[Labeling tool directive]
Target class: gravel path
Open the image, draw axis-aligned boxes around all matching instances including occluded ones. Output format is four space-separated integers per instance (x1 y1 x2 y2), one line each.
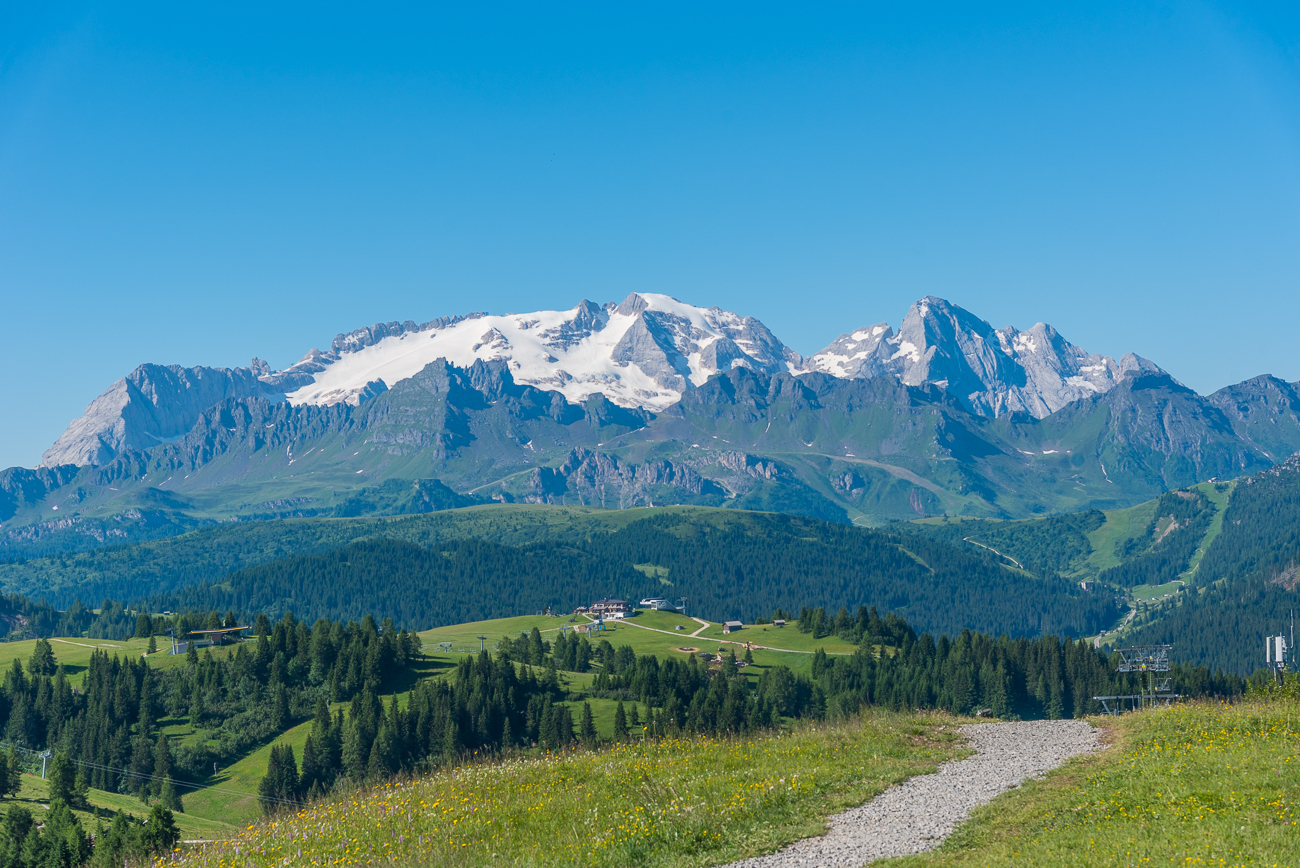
718 719 1102 868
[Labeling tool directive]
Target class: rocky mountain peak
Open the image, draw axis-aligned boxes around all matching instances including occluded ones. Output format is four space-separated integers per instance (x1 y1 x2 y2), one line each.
40 293 1174 468
805 296 1166 419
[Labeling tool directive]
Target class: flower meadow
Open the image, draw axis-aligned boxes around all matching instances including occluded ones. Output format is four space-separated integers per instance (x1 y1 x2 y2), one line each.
165 712 961 868
886 698 1300 868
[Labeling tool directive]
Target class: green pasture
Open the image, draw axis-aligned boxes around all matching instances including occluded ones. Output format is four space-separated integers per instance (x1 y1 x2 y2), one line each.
1181 481 1234 581
417 614 572 653
0 608 872 839
180 720 313 827
9 770 233 841
884 698 1299 867
1082 499 1158 575
0 637 146 686
168 710 968 868
1129 579 1186 602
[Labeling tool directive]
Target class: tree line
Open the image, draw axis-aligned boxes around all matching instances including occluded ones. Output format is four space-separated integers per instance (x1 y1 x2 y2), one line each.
256 604 1244 813
1097 489 1219 588
154 510 1119 641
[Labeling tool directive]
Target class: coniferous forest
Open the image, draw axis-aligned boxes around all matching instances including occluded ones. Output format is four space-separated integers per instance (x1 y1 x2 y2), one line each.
150 513 1118 640
251 604 1241 811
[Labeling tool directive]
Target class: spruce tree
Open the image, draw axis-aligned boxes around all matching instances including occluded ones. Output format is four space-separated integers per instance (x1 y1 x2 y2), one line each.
528 628 546 665
153 737 174 802
139 804 181 856
258 747 285 815
272 683 290 731
0 747 20 798
579 702 597 746
613 702 628 741
28 639 56 677
299 738 320 797
441 717 461 759
46 754 80 807
341 720 366 780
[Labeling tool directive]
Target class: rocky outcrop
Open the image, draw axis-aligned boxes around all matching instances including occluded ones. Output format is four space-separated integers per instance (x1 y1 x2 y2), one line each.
524 448 727 507
804 296 1165 419
40 363 291 468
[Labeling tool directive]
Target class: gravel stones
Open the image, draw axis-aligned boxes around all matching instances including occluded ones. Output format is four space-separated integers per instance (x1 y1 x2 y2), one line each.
718 719 1102 868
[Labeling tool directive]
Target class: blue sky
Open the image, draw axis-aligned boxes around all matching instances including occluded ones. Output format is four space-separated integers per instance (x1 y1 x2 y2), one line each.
2 2 1298 469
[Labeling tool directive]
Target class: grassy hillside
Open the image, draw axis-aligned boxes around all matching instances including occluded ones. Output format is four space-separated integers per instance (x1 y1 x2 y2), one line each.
164 711 967 868
416 612 861 681
0 610 890 833
906 483 1232 586
1126 456 1300 673
160 696 1300 867
905 484 1251 658
7 769 233 841
884 698 1299 867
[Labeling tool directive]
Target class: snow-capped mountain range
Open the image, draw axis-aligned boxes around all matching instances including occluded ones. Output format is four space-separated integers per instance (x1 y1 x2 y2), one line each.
39 293 1163 468
805 297 1165 418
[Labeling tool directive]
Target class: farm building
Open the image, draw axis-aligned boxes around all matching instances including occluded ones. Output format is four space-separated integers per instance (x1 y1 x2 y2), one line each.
723 620 743 633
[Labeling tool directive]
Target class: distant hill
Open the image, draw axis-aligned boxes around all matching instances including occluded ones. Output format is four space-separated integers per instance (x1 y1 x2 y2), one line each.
0 505 1118 640
1125 455 1300 675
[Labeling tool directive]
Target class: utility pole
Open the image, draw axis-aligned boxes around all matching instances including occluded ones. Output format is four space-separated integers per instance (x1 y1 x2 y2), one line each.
38 751 51 779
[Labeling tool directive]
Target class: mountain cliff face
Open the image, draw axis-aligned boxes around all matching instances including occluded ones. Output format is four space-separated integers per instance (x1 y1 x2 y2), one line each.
39 294 1163 470
804 296 1164 419
10 294 1300 552
40 362 296 468
9 350 1300 557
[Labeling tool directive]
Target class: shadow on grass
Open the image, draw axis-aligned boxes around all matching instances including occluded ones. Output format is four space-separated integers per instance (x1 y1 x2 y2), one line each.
386 655 457 693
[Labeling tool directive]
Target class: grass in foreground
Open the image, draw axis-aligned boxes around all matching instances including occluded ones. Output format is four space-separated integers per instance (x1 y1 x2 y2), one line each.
883 698 1299 868
166 711 965 868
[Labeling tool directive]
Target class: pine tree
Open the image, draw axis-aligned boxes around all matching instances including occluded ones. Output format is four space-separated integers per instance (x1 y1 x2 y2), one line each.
153 736 174 802
272 683 290 731
28 639 56 677
147 635 158 654
613 702 628 742
299 738 321 797
46 754 80 807
579 702 597 746
341 719 367 780
441 717 461 759
0 746 20 798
